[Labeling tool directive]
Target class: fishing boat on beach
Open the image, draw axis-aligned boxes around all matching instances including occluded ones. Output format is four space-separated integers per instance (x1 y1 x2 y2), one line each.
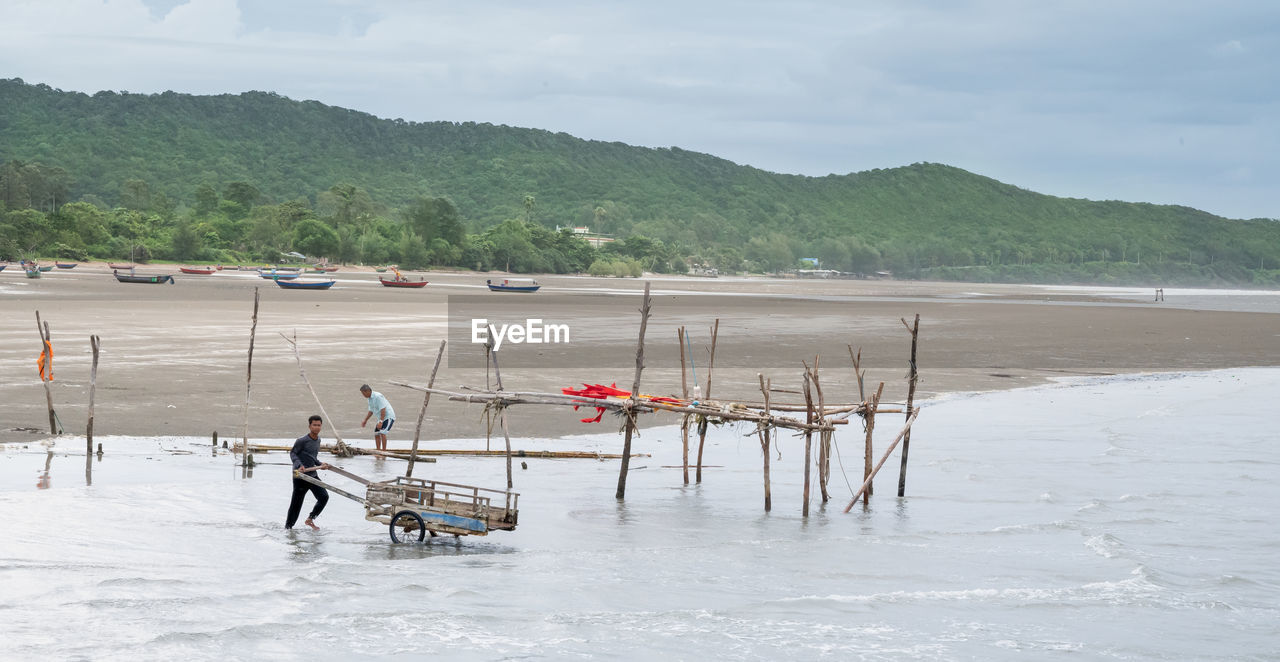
276 278 335 290
380 277 428 288
108 263 135 270
25 267 41 278
55 262 78 269
179 266 216 275
259 270 300 280
37 265 53 272
114 271 174 284
379 268 428 288
487 278 541 292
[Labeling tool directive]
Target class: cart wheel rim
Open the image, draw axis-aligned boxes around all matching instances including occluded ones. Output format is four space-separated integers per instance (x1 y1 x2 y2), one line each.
390 510 426 543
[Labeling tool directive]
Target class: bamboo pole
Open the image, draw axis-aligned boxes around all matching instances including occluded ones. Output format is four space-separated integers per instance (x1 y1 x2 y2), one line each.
246 443 640 459
282 331 352 456
758 373 772 511
811 358 830 502
845 409 919 512
678 326 690 485
862 381 885 503
407 339 446 478
802 369 813 516
616 281 652 500
394 382 846 432
500 409 514 489
86 335 100 485
35 311 58 434
695 318 719 483
242 288 259 461
898 314 920 497
848 345 867 404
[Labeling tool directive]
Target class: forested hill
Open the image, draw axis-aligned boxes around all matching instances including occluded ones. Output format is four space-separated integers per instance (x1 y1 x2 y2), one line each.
2 77 1278 284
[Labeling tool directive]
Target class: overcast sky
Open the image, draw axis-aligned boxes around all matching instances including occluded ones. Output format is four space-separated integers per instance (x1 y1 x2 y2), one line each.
2 0 1277 219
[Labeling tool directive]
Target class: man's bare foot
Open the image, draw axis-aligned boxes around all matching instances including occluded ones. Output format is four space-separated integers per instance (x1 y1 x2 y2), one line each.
304 518 319 530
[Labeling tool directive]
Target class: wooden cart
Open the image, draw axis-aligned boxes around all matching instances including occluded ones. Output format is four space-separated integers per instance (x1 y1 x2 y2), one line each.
296 466 519 543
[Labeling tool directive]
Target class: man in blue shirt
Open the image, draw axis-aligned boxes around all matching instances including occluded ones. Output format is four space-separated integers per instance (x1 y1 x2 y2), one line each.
360 384 396 451
286 414 330 530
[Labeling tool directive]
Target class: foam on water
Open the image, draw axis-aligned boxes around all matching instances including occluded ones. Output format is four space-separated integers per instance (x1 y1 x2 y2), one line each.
2 368 1279 659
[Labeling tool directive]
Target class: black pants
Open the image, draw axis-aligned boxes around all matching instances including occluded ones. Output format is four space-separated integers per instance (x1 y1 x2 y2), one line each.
286 476 329 528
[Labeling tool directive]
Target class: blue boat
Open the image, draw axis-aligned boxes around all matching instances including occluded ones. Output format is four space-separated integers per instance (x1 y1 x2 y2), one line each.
55 262 78 269
276 279 335 290
0 264 6 272
486 278 541 293
260 270 300 280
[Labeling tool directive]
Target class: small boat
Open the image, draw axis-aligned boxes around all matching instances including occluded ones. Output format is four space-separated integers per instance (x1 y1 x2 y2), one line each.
276 279 335 290
55 262 78 269
180 266 216 275
487 278 541 293
108 263 135 270
305 268 327 274
379 277 428 288
114 271 174 284
374 267 388 273
260 271 300 280
0 264 7 272
26 268 42 279
38 265 54 272
320 266 340 273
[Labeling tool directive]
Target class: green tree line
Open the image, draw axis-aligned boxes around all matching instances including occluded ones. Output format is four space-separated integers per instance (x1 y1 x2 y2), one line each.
3 78 1279 284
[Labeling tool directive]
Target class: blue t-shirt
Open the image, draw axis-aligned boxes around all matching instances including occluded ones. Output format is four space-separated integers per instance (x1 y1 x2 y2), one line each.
367 391 395 421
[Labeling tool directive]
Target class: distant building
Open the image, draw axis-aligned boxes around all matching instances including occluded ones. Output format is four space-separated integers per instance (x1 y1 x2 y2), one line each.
557 225 615 248
799 257 819 267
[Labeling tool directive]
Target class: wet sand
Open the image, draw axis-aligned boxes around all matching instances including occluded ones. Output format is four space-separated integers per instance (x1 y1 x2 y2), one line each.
2 263 1277 445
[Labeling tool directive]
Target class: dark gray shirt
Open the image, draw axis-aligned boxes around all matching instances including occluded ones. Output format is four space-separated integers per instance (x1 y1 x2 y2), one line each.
290 433 322 472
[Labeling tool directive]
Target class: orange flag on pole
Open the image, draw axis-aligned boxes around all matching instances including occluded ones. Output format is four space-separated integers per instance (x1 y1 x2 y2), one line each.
37 339 53 382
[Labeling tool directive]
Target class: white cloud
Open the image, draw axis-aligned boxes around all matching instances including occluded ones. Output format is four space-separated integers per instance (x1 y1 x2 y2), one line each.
0 0 1277 218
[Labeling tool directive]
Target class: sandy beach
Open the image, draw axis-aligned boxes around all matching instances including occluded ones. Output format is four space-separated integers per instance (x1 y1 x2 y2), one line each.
2 263 1278 446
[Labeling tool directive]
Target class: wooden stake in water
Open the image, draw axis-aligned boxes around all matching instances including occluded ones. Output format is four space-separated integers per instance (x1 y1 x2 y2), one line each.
898 314 920 497
86 335 100 484
695 318 719 483
758 373 773 512
242 288 259 461
845 410 919 512
862 382 885 504
407 340 447 479
678 326 690 485
802 369 814 517
616 281 652 500
35 311 59 434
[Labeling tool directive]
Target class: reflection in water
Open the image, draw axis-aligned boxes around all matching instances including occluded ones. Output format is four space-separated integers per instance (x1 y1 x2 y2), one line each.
37 450 52 490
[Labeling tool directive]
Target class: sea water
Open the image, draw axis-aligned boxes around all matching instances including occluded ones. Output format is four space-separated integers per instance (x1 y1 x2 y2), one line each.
2 368 1278 660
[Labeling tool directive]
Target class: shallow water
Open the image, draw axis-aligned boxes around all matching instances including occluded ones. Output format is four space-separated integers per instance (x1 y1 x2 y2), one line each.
2 369 1278 660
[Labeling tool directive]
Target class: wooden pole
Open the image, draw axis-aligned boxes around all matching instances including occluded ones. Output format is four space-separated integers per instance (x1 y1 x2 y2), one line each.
35 311 58 434
811 358 830 502
845 409 920 512
616 281 652 500
847 345 866 404
282 331 352 455
500 408 514 489
86 335 100 484
898 314 919 497
242 288 259 460
862 381 885 503
695 318 719 483
801 369 813 516
758 373 772 511
678 326 690 485
407 339 447 478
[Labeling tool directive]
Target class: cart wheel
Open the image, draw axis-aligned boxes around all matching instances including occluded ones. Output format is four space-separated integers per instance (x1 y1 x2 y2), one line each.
390 510 426 543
